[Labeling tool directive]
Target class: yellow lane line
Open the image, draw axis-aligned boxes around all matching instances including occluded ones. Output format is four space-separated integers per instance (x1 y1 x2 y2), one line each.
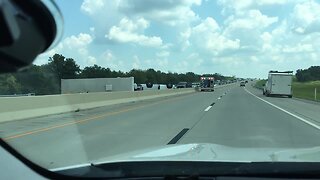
3 92 194 141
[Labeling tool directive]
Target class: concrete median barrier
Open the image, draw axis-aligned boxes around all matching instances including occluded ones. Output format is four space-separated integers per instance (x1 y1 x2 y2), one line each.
0 88 195 123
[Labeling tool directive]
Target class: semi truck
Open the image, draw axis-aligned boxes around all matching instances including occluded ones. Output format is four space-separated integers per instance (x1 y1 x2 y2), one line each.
263 71 293 98
199 77 215 92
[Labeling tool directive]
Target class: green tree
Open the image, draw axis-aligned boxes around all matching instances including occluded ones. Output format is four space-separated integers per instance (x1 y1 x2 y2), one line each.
15 65 60 95
296 66 320 82
63 58 81 79
47 54 80 80
145 68 157 83
44 54 80 92
127 69 147 83
81 64 112 78
166 72 179 84
112 70 125 78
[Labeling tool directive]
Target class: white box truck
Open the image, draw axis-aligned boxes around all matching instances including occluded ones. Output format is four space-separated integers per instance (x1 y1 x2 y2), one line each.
263 71 293 98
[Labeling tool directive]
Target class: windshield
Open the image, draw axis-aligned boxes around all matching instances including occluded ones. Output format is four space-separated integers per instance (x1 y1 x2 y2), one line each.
1 0 320 177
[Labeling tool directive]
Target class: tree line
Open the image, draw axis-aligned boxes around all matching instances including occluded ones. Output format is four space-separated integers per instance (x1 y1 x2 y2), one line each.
296 66 320 82
0 54 233 95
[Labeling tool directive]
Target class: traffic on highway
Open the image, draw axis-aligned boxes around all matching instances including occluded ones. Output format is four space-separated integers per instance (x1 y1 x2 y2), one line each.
1 0 320 179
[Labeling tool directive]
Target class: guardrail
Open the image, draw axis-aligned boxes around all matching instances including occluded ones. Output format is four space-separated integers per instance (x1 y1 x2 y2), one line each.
0 88 195 123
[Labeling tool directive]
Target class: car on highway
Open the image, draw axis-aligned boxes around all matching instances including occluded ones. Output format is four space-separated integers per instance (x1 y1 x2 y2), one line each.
192 82 200 88
176 82 187 88
2 0 320 180
134 83 143 91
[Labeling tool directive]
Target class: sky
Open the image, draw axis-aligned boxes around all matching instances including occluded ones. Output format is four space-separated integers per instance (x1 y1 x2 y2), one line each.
35 0 320 78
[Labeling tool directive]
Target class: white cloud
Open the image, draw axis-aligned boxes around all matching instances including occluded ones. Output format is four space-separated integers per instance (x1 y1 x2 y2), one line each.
87 56 97 65
218 0 254 12
179 28 192 51
81 0 123 42
118 17 149 32
218 0 292 13
81 0 202 49
250 56 259 62
187 53 203 67
132 55 141 69
35 33 94 67
103 51 113 61
156 51 170 58
156 58 169 67
176 1 320 76
226 10 278 30
291 0 320 34
260 32 272 43
118 0 201 26
64 33 93 49
261 15 319 56
99 50 125 70
193 17 220 32
63 33 93 61
219 10 279 54
188 17 240 56
257 0 288 5
35 0 320 78
271 20 288 37
175 60 190 72
81 0 106 15
105 17 163 47
282 43 314 53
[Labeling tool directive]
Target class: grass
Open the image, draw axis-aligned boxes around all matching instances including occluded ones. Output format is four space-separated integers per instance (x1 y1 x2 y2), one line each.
292 81 320 102
254 79 267 90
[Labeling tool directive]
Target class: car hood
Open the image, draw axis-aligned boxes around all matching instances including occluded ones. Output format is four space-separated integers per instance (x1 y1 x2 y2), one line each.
52 143 320 171
93 143 320 165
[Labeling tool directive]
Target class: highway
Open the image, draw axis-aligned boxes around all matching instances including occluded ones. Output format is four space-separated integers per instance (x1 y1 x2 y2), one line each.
1 82 320 169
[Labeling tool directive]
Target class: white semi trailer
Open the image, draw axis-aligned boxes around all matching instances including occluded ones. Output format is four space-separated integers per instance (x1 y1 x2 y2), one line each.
263 71 293 98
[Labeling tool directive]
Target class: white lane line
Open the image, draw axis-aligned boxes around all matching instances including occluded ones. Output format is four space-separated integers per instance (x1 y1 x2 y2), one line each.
244 88 320 130
204 106 213 112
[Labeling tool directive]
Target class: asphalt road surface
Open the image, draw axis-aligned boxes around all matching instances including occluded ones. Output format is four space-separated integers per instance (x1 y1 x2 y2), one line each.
1 82 320 169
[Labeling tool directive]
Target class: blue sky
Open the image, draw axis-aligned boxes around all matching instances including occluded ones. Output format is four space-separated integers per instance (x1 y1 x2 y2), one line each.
35 0 320 78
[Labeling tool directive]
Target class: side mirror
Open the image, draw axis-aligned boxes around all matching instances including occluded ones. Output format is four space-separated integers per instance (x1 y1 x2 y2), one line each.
0 0 63 73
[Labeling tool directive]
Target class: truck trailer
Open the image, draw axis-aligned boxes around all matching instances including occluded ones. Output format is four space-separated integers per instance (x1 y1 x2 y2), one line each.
263 71 293 98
